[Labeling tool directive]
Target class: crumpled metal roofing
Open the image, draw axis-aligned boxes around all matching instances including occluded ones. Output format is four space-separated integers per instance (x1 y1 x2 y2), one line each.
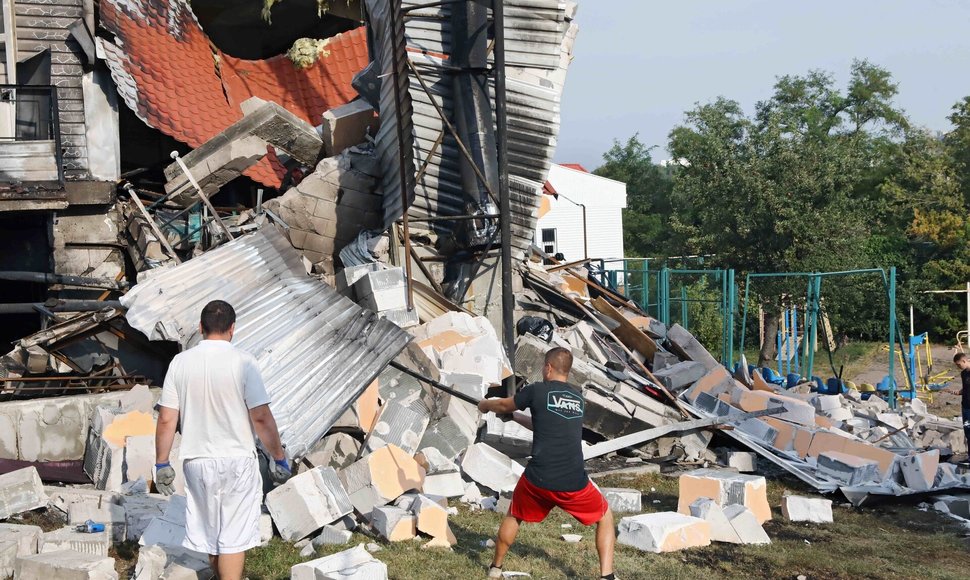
362 0 416 229
400 0 577 256
120 227 411 458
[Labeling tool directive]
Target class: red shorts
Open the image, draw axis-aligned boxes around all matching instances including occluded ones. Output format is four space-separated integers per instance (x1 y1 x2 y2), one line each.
509 476 608 526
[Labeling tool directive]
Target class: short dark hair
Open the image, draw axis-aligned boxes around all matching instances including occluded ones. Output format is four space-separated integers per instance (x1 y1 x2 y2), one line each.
545 347 573 374
201 300 236 335
955 352 967 364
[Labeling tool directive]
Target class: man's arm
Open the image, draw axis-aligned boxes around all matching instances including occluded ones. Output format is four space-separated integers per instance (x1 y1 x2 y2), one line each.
250 404 285 460
478 397 517 415
155 406 179 464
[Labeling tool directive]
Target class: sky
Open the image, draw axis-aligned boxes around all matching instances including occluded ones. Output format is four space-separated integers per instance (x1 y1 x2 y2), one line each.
553 0 970 170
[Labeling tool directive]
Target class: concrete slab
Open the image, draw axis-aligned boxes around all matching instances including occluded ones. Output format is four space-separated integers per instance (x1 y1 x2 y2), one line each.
816 451 881 486
40 527 110 557
0 524 42 578
617 512 711 553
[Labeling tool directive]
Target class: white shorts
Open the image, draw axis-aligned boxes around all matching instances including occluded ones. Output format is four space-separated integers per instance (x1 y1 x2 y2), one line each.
182 456 262 555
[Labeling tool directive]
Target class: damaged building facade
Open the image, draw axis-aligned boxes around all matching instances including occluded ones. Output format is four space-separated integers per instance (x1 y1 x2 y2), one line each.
0 0 968 577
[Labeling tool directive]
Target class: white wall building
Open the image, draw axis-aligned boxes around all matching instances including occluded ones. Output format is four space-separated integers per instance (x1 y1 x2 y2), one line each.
534 163 627 263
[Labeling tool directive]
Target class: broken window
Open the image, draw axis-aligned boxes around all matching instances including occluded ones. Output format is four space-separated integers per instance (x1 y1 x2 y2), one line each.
541 228 557 256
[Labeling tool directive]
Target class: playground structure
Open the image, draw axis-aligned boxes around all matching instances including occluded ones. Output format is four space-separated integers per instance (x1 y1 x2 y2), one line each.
595 260 939 409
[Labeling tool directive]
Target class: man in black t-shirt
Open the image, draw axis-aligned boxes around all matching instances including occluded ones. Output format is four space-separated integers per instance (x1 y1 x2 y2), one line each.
951 353 970 452
478 347 616 580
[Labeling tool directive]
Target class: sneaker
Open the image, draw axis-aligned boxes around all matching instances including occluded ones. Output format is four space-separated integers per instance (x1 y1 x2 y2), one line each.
487 565 504 579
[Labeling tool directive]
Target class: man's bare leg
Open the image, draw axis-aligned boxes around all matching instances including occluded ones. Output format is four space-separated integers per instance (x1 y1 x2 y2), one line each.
595 509 616 577
491 514 522 569
216 552 245 580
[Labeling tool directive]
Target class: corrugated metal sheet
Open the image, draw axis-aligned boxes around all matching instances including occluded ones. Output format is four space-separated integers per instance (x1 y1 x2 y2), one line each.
364 0 416 228
120 227 412 458
400 0 576 257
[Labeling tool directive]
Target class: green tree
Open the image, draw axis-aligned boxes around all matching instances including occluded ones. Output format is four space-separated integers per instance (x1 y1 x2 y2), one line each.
593 135 678 257
667 61 908 365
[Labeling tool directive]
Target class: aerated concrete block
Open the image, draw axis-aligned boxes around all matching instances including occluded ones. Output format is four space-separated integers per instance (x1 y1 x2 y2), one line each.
0 468 46 520
137 495 187 548
816 451 881 486
718 451 757 473
935 464 962 488
291 544 387 580
677 469 772 524
617 512 711 553
781 496 833 523
133 544 211 580
899 450 940 491
339 444 425 517
41 528 110 557
15 549 118 579
689 498 741 544
364 398 430 456
722 505 770 545
68 502 127 543
601 488 641 513
652 360 708 392
422 472 465 498
119 495 168 543
369 506 416 542
304 433 362 472
45 488 121 518
412 495 455 546
460 443 524 494
265 467 354 542
0 524 42 578
311 526 353 547
481 413 533 459
652 350 680 372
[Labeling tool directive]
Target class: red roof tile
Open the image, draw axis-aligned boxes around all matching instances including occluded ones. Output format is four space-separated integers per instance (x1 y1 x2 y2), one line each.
99 0 369 188
559 163 589 173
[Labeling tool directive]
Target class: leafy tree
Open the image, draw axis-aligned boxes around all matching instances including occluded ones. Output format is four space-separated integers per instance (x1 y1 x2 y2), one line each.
667 61 907 365
594 135 678 257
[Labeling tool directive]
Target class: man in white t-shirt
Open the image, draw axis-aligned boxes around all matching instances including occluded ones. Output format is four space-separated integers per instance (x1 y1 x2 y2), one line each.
154 300 291 580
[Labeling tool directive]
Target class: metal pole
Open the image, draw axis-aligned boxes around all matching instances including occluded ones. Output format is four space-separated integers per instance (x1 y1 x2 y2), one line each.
0 271 127 290
123 184 182 265
581 204 588 259
888 267 897 408
909 303 914 337
494 0 515 396
388 0 414 312
170 152 235 242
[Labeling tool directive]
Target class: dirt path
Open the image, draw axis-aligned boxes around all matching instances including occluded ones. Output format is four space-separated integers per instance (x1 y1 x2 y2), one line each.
848 342 964 417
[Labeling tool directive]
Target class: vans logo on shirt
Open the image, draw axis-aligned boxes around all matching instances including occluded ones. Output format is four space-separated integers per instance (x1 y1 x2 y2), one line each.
547 391 584 419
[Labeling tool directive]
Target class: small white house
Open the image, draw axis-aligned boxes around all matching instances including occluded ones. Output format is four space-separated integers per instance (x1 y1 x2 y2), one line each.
535 163 627 262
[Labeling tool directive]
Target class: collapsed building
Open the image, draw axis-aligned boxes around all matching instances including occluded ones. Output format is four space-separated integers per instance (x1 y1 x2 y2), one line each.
0 0 968 577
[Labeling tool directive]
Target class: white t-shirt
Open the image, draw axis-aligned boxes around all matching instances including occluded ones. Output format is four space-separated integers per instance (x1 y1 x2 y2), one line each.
160 340 271 460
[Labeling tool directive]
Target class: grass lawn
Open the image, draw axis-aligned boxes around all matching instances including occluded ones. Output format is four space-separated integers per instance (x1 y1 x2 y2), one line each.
244 469 970 580
742 340 884 382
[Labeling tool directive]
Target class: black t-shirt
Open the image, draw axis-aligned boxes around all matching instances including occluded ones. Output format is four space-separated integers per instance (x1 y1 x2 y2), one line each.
961 369 970 409
513 380 588 492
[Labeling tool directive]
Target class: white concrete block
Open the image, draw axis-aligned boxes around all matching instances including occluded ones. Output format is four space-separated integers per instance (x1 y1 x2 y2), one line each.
133 545 211 580
41 528 110 557
617 512 711 553
816 452 881 486
689 498 741 544
0 524 42 578
601 488 641 513
338 445 425 517
369 506 416 542
781 496 833 523
718 451 757 473
259 513 273 547
138 495 188 548
421 472 465 498
899 450 940 492
722 505 771 545
677 469 771 524
481 413 533 458
265 467 354 541
311 526 353 547
290 544 388 580
460 443 524 494
0 468 47 519
15 549 118 579
45 488 121 517
68 502 127 543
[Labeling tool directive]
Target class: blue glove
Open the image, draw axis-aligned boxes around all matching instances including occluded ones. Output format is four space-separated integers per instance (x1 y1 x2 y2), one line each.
269 457 291 485
155 462 176 496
